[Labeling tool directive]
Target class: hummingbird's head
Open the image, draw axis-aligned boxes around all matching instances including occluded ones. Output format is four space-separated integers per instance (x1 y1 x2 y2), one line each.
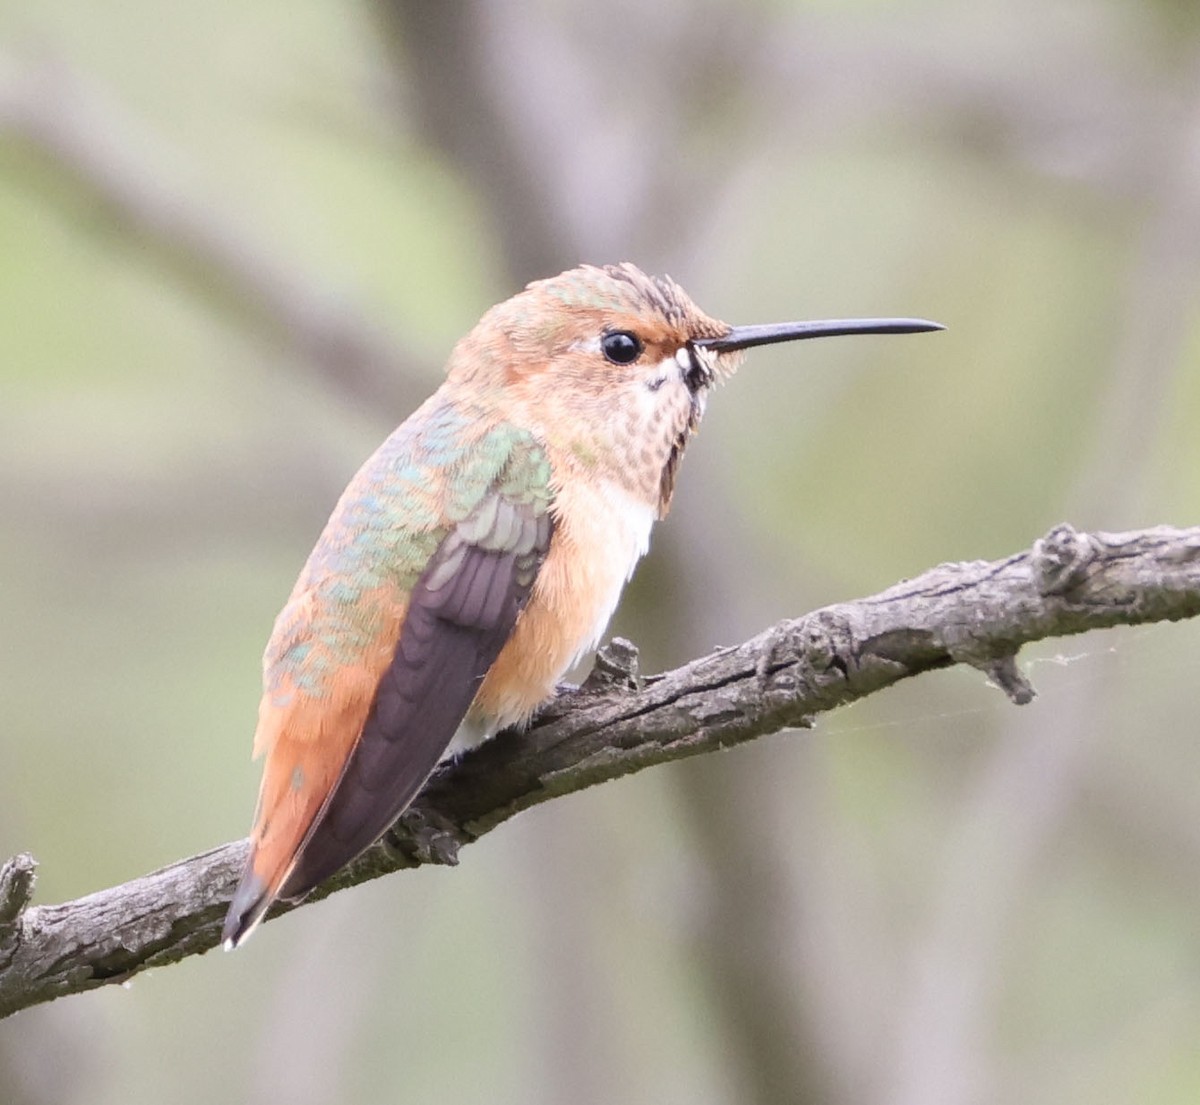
453 263 736 394
447 262 941 515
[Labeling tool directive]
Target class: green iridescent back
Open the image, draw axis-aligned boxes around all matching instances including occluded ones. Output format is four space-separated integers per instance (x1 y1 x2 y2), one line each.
263 396 553 702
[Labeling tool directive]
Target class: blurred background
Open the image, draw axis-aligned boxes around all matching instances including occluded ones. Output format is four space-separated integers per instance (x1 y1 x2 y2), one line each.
3 1 1200 1102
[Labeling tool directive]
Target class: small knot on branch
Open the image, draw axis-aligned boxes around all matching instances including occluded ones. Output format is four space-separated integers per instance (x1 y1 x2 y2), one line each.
1034 523 1097 595
978 654 1037 705
0 853 38 926
582 637 642 692
943 627 1037 705
799 616 842 673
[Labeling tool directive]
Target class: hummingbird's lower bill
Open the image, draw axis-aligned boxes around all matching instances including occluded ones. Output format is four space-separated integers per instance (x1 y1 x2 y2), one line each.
222 262 942 948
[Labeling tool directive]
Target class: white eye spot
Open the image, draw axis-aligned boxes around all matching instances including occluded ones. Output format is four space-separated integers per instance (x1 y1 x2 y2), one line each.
675 344 716 389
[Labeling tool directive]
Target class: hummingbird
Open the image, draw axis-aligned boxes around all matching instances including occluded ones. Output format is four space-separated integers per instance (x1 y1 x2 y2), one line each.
222 262 941 948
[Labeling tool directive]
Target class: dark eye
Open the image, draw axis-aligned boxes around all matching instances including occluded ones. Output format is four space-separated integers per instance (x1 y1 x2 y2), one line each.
601 330 643 365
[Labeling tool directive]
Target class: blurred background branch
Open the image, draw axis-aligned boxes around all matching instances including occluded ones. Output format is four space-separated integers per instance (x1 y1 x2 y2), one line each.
0 53 427 415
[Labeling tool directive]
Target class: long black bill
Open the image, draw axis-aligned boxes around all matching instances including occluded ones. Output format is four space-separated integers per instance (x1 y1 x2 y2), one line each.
694 317 944 353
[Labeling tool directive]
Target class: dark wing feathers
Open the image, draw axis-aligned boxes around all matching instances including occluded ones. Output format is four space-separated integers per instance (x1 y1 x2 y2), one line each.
277 485 552 901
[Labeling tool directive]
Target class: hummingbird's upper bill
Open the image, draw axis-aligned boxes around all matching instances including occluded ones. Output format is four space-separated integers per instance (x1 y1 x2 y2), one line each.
694 317 945 354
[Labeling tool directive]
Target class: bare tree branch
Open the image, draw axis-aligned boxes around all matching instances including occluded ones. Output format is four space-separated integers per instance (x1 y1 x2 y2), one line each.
1 523 1198 1020
879 61 1200 1104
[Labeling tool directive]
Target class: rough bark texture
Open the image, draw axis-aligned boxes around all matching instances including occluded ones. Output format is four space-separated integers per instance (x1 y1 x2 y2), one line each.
2 522 1198 1020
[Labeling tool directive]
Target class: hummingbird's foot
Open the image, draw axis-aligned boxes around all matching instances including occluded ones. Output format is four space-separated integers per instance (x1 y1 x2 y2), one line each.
520 684 580 729
389 807 462 867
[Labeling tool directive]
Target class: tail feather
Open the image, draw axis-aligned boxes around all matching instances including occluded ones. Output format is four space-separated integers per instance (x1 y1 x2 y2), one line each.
222 869 275 950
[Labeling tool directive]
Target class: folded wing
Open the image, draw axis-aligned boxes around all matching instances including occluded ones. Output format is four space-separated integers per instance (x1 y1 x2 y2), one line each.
222 416 553 947
278 491 552 899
